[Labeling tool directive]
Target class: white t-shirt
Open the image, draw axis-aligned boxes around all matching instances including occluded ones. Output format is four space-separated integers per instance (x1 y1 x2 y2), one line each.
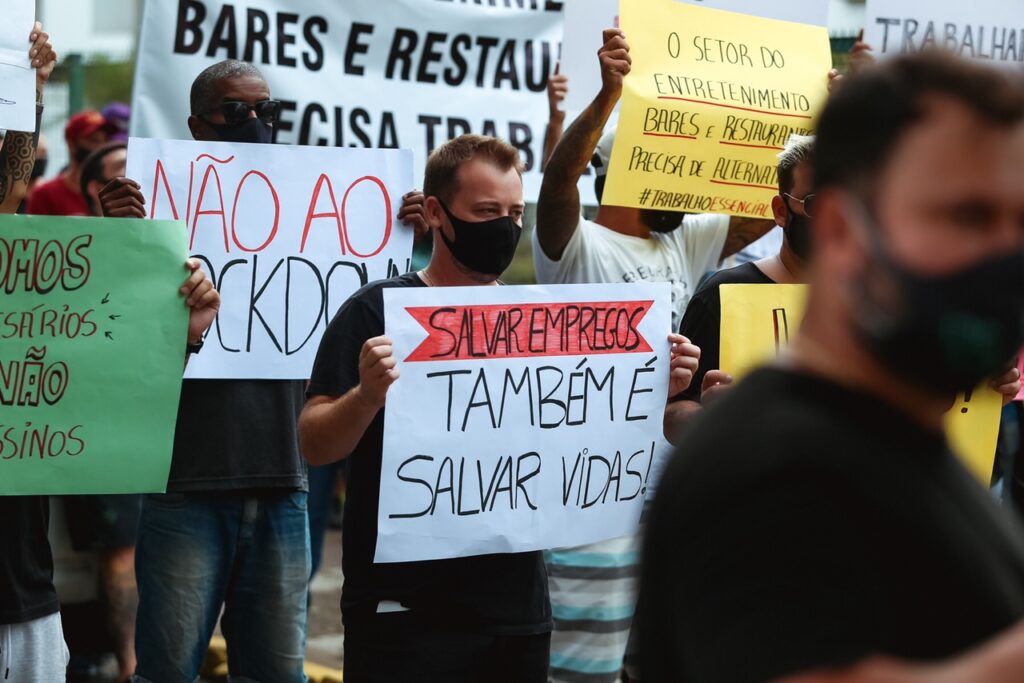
532 213 730 328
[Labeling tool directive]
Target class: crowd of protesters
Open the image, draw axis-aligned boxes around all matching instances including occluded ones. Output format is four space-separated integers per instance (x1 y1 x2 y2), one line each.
2 13 1024 683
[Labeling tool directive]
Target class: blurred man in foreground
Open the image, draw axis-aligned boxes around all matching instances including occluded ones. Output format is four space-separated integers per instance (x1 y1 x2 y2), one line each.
642 51 1024 683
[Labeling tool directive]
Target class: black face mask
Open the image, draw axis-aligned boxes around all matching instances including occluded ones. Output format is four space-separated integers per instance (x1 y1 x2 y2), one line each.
438 200 523 277
73 146 93 165
852 211 1024 396
640 209 686 234
31 158 47 180
204 117 274 145
784 205 813 261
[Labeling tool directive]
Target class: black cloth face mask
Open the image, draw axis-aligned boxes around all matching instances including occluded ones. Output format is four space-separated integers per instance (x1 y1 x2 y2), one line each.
640 209 686 234
784 205 813 261
850 202 1024 396
204 117 274 145
438 199 523 277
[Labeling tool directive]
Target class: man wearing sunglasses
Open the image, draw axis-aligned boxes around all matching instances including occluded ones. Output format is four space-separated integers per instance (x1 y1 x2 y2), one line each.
663 135 816 438
100 60 309 683
188 97 282 144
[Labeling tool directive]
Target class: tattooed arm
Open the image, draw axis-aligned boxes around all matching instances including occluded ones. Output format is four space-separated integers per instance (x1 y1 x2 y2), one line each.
0 23 56 214
535 29 630 261
0 130 36 213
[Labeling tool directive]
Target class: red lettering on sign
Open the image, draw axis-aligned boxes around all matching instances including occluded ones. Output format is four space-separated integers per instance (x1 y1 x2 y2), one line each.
404 301 654 362
231 170 281 252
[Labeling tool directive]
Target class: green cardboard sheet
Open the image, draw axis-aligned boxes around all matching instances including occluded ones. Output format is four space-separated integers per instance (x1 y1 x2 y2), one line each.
0 215 188 494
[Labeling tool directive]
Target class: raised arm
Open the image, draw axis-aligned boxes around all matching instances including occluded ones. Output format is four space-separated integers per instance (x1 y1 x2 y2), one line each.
535 29 630 261
0 23 55 214
541 62 568 170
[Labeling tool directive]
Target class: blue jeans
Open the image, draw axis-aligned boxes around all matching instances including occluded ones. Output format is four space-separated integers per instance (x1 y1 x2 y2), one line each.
133 491 310 683
307 461 344 578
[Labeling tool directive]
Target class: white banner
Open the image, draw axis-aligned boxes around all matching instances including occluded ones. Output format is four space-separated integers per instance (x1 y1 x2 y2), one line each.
126 137 414 379
0 0 35 132
376 282 671 563
559 0 830 113
864 0 1024 64
131 0 563 202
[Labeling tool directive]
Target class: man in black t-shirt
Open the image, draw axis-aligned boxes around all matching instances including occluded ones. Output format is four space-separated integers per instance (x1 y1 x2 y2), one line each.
99 61 310 683
641 52 1024 683
664 134 814 443
300 135 552 682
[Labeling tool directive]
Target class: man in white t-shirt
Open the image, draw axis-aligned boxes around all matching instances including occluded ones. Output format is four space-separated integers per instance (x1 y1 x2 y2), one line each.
534 28 777 683
535 129 761 329
535 29 777 331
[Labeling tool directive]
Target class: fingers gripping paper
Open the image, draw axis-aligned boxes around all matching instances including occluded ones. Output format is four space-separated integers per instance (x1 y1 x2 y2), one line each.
0 215 188 495
377 283 672 563
603 0 832 219
719 284 1003 484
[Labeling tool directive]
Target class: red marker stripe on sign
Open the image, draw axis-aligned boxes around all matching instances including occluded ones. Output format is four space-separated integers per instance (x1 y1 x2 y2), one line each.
405 301 654 362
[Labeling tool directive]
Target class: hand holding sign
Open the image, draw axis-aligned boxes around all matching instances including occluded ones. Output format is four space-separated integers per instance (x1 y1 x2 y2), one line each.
992 366 1022 406
668 333 700 398
99 177 147 219
358 335 399 409
548 62 569 119
182 259 220 345
701 369 734 403
29 22 56 91
598 29 632 107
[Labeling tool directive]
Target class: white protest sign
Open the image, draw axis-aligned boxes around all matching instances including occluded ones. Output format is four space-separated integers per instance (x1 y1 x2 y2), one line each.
560 0 830 114
560 0 619 113
864 0 1024 64
131 0 562 203
376 282 671 563
126 137 413 379
0 0 35 132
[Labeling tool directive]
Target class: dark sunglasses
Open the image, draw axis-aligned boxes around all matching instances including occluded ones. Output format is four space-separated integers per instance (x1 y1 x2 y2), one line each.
210 99 282 126
782 192 816 218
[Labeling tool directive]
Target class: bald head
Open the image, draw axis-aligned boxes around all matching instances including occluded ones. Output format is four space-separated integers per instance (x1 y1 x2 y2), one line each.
189 60 266 116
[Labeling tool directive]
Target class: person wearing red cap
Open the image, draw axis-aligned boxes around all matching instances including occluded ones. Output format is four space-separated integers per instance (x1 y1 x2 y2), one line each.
26 109 114 216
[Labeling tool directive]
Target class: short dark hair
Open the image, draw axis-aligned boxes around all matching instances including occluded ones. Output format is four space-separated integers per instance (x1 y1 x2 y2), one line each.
777 134 814 195
189 60 265 116
423 134 524 205
80 142 127 215
815 51 1024 195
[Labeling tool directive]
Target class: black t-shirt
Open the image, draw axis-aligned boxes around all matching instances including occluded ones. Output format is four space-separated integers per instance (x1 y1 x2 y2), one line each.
676 262 774 401
641 368 1024 683
307 273 551 635
0 497 59 625
167 379 307 492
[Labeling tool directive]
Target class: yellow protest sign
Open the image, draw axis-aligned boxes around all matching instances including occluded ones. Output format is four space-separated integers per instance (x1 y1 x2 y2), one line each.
719 284 1003 483
604 0 832 219
720 284 807 379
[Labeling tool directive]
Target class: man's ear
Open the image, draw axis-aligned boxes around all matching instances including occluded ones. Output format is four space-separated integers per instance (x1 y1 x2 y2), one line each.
187 115 208 141
423 196 445 230
814 189 864 278
771 194 788 227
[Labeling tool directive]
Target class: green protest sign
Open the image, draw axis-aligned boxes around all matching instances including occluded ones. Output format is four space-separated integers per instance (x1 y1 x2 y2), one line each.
1 215 188 494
